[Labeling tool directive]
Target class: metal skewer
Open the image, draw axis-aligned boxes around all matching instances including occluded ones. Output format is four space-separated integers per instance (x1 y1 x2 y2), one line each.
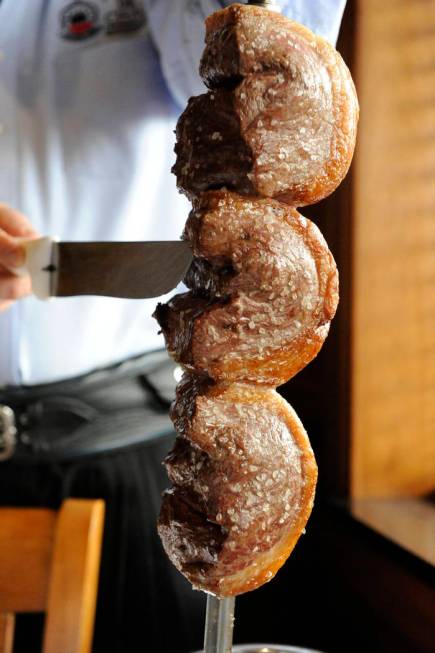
204 595 236 653
202 2 282 651
247 0 281 11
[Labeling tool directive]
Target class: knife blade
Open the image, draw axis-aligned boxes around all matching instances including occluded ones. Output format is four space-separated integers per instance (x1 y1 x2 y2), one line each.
12 238 193 300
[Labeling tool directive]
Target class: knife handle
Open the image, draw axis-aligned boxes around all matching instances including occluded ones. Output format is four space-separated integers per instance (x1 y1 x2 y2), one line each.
10 236 58 300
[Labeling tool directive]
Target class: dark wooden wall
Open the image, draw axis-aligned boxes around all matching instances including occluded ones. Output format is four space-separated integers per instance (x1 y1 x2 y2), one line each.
235 502 435 652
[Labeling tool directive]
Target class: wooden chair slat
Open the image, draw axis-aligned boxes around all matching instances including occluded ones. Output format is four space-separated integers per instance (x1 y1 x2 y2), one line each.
0 509 56 611
0 499 105 653
0 613 15 653
43 499 105 653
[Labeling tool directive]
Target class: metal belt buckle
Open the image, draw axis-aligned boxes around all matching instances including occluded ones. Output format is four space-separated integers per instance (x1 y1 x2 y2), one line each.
0 405 17 461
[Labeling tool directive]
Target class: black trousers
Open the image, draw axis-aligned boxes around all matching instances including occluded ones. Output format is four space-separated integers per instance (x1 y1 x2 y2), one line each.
0 419 206 653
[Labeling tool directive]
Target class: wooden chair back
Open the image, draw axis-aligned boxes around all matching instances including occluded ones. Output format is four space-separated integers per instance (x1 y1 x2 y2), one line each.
0 499 105 653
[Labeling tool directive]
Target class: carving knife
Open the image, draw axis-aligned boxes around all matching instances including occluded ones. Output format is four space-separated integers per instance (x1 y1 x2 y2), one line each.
11 237 193 300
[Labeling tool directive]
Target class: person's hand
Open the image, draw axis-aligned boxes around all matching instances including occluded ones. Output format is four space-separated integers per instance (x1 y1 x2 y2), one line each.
0 204 39 312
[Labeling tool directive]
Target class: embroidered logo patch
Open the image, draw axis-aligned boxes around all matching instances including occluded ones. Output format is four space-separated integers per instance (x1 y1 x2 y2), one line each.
105 0 146 36
60 1 101 40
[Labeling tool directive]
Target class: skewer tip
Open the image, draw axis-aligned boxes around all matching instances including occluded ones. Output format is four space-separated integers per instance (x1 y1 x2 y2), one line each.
247 0 282 12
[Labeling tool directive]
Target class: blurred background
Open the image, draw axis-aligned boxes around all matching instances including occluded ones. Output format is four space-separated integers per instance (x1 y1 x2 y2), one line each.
235 1 435 651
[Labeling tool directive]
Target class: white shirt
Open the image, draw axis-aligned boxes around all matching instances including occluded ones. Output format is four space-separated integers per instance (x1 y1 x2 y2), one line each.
0 0 345 386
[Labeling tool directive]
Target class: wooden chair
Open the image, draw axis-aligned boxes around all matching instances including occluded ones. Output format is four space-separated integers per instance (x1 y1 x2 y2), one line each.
0 499 105 653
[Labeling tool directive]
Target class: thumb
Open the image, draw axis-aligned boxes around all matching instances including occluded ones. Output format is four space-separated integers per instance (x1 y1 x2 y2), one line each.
0 232 26 270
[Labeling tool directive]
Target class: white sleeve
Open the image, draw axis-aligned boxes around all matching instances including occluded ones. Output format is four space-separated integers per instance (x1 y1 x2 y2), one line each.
144 1 347 109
